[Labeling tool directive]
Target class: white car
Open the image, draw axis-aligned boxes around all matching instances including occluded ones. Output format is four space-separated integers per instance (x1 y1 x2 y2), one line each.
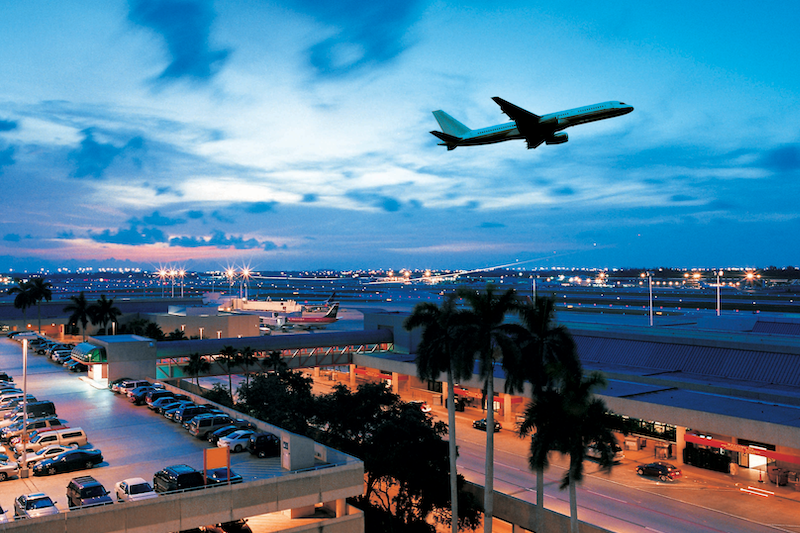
114 477 158 502
18 444 77 469
217 430 255 453
0 460 18 482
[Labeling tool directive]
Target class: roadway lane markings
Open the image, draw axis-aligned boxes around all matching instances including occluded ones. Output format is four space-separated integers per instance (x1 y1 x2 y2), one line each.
585 489 626 504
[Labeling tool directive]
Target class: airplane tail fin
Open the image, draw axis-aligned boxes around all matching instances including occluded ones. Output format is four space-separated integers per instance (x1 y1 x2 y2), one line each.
432 110 471 136
430 130 460 151
325 302 339 319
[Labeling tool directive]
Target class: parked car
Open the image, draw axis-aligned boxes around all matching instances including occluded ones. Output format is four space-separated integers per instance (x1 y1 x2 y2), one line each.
204 519 252 533
109 377 133 393
117 379 151 396
66 475 114 508
409 400 432 413
18 427 87 455
218 430 255 453
207 425 241 446
248 432 280 458
152 464 205 493
187 414 234 439
33 448 103 476
174 404 213 425
19 444 78 469
0 395 37 414
636 462 682 482
114 477 158 502
1 416 67 442
472 419 502 432
67 360 88 372
0 372 13 382
128 385 159 405
151 398 190 413
14 492 59 519
164 402 195 421
0 460 19 481
205 467 243 485
586 442 625 463
145 389 175 407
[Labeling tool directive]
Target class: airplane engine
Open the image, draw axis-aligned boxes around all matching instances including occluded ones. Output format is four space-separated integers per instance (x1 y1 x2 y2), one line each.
546 132 568 145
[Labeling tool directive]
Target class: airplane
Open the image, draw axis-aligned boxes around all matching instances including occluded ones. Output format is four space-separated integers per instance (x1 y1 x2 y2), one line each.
430 97 633 150
284 302 340 330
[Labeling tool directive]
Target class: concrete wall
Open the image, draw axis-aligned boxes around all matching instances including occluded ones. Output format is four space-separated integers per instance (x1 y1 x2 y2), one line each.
463 481 614 533
364 311 419 354
152 313 260 340
1 464 365 533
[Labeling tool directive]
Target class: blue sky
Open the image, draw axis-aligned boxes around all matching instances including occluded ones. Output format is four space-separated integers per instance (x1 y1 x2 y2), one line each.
1 1 799 272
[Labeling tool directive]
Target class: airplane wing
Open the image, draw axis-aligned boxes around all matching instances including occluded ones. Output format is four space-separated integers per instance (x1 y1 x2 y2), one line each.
492 97 546 149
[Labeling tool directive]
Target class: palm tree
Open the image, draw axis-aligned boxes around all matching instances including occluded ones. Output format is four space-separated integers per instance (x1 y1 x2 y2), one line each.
458 285 521 533
186 352 211 387
519 371 617 533
404 292 474 533
507 296 581 532
218 345 241 402
88 294 121 334
239 346 257 387
261 350 287 374
27 277 53 334
7 278 34 329
63 292 91 341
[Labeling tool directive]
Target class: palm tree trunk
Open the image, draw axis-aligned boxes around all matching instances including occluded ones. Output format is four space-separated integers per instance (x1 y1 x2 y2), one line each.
447 369 459 533
37 302 42 334
537 465 545 533
569 473 579 533
483 373 494 533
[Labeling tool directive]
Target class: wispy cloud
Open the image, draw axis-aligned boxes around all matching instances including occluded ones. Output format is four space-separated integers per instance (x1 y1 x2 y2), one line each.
294 0 422 78
128 0 230 84
69 128 144 179
88 226 168 245
169 230 278 250
0 119 18 132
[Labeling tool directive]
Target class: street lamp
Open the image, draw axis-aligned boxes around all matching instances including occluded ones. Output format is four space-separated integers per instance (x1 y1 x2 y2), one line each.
226 268 236 295
716 270 723 316
170 269 177 298
157 269 167 298
179 269 185 298
241 267 251 300
641 272 653 326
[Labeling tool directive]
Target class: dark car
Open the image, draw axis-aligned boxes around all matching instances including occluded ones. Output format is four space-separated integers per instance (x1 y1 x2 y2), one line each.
204 519 253 533
33 449 103 476
150 397 188 413
153 464 205 493
145 389 175 407
66 475 113 508
472 419 502 432
128 386 159 405
174 404 212 425
109 377 132 392
208 423 254 445
636 462 682 482
248 432 280 458
205 467 243 486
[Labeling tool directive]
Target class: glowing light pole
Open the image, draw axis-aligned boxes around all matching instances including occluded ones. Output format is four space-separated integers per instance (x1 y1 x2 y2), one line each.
241 267 251 300
157 269 167 298
179 269 186 298
641 272 653 326
170 269 177 298
226 267 236 295
716 270 723 316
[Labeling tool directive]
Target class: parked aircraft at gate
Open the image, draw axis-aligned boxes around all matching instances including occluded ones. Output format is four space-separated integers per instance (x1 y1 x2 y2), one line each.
431 97 633 150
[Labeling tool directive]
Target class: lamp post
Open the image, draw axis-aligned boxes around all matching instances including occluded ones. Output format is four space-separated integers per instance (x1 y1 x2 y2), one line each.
716 270 723 317
21 338 29 478
641 272 653 326
158 269 167 298
241 268 251 300
179 269 185 298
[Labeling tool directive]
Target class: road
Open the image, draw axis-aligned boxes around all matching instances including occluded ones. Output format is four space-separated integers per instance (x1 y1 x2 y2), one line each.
448 408 800 533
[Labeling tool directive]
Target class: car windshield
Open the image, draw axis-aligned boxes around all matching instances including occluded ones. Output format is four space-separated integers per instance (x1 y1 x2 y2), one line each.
129 482 152 494
30 497 54 509
83 486 106 498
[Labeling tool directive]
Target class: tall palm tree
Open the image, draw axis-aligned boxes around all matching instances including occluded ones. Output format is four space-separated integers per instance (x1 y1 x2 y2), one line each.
520 371 617 533
186 352 211 387
404 292 474 533
27 277 53 334
63 292 91 341
218 345 241 402
88 294 121 334
239 346 257 387
507 296 581 533
458 285 521 533
261 350 287 374
7 278 34 329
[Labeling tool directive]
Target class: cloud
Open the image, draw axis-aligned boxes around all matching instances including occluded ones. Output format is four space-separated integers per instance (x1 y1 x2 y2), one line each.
760 144 800 173
129 0 230 84
670 194 696 202
0 119 18 132
169 229 278 250
3 234 21 242
140 211 186 226
57 231 76 240
89 226 168 245
0 145 14 172
302 194 318 203
186 210 204 219
69 128 144 179
346 190 403 212
479 222 506 229
211 210 234 223
295 0 422 77
244 202 276 214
